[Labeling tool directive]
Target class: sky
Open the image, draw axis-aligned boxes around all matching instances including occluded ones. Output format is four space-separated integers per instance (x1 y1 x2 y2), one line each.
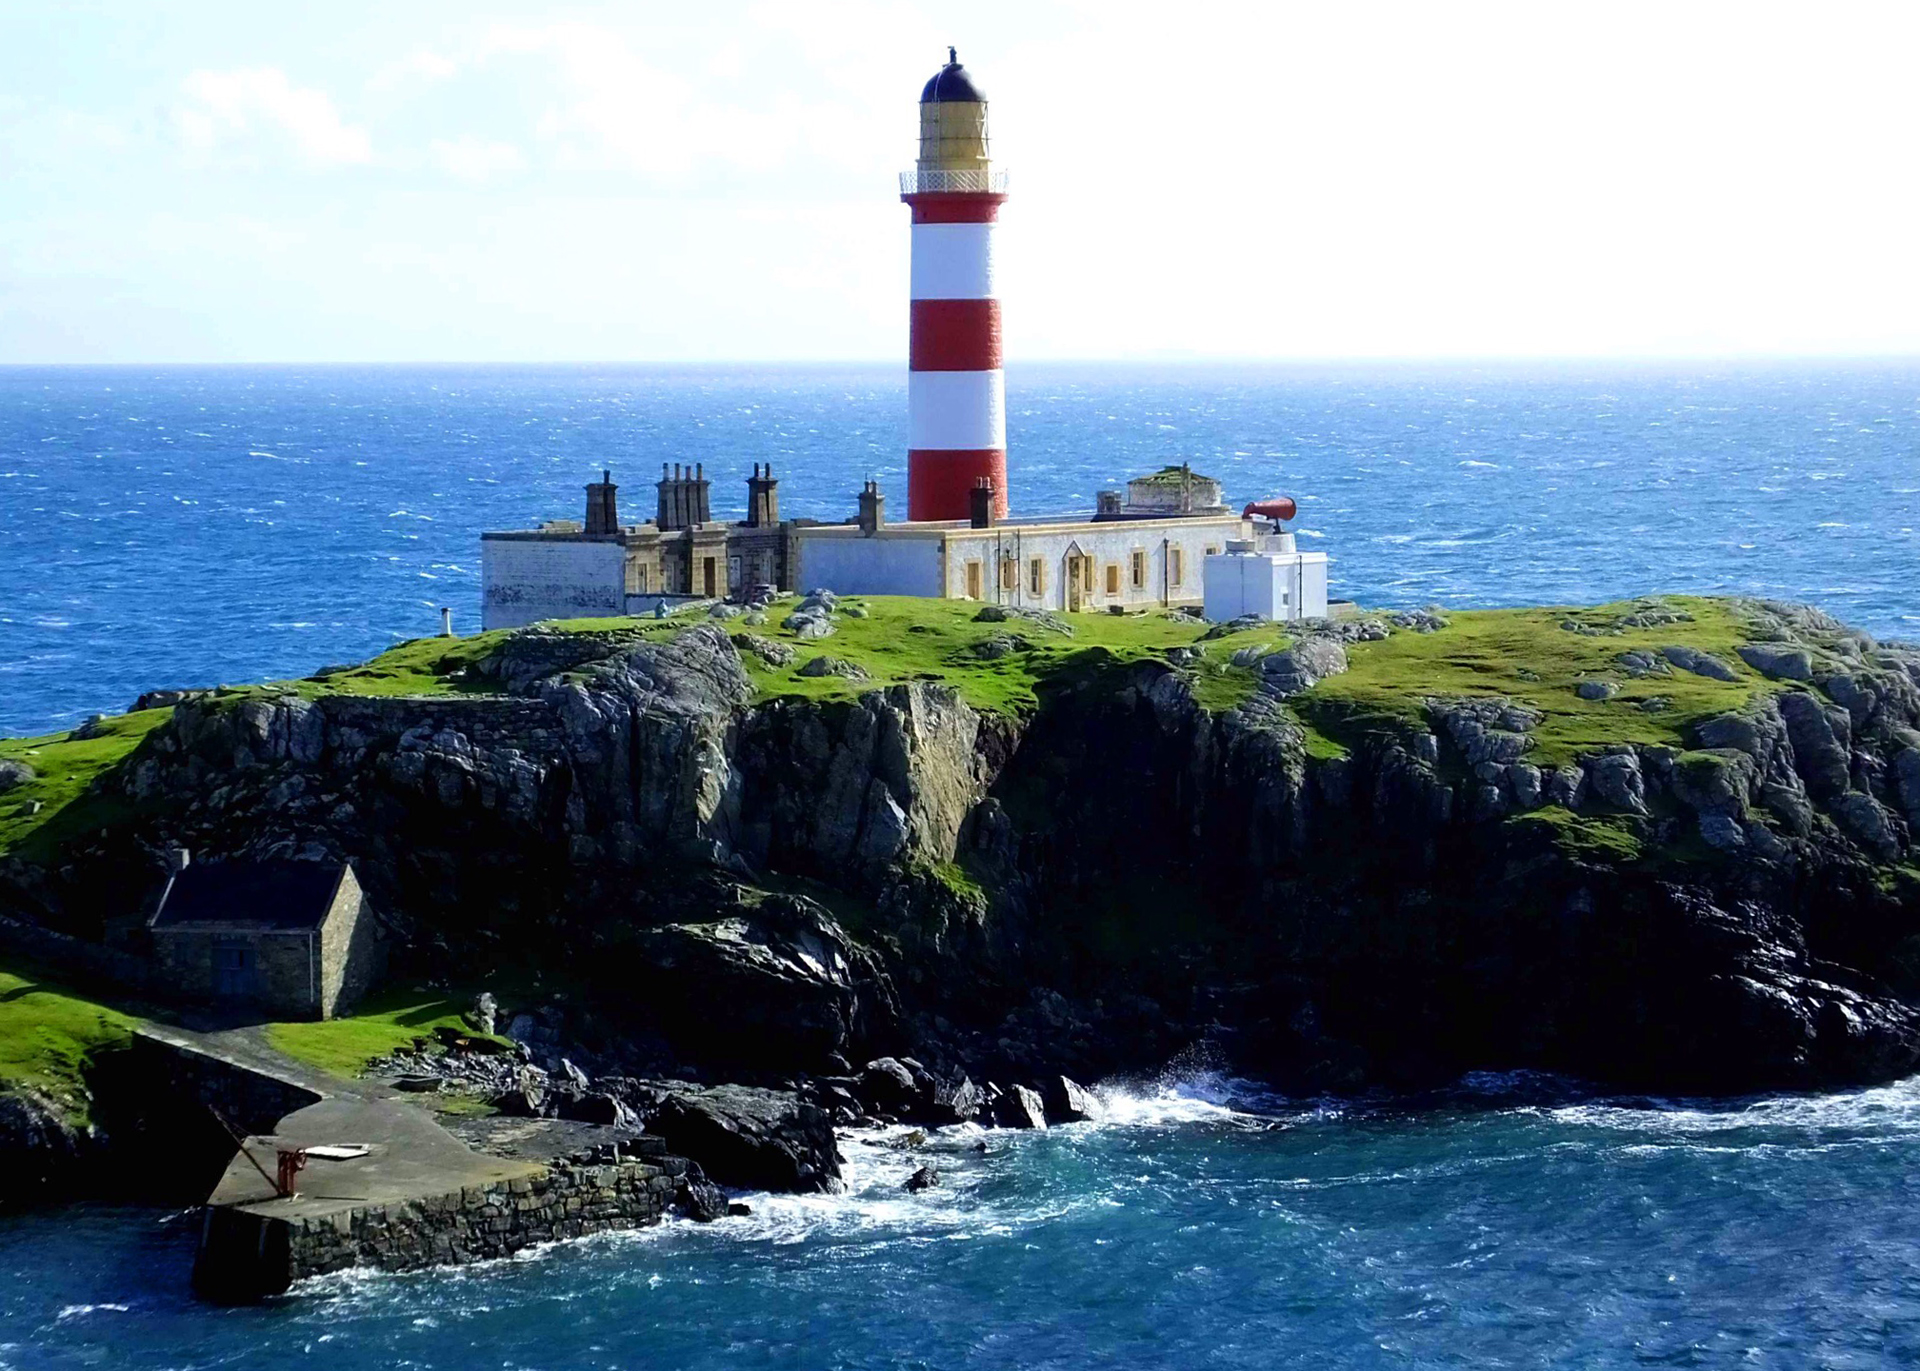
3 0 1918 364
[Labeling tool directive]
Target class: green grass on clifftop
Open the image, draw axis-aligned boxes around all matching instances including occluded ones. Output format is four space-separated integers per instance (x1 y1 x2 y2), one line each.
717 597 1276 715
0 709 173 861
266 990 508 1079
1295 597 1772 768
0 965 140 1116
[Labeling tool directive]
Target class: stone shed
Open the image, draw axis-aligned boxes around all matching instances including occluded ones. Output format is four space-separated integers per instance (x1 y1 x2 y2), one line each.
147 858 385 1020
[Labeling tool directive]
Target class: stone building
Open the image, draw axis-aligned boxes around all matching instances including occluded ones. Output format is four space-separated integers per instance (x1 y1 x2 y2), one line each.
147 857 385 1020
793 467 1251 613
481 467 804 629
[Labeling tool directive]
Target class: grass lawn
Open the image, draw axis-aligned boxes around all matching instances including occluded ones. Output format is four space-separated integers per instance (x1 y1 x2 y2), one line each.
0 965 141 1117
0 709 174 862
711 596 1280 715
265 989 507 1079
1297 597 1773 768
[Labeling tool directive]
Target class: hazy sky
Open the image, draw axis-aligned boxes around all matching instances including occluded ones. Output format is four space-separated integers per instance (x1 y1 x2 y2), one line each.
4 1 1917 364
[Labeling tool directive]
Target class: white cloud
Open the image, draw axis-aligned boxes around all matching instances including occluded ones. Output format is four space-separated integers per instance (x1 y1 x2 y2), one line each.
429 135 526 184
176 67 372 167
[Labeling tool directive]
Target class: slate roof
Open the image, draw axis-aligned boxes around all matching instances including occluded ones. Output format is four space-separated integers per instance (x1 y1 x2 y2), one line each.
150 860 350 932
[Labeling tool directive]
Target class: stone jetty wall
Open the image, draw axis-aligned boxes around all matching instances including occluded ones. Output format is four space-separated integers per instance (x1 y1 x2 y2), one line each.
195 1149 685 1299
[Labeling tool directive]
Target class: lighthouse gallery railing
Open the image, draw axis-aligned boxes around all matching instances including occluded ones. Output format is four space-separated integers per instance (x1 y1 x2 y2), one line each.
899 168 1011 195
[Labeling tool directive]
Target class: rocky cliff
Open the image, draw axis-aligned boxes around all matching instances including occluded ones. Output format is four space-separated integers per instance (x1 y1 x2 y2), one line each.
8 595 1920 1100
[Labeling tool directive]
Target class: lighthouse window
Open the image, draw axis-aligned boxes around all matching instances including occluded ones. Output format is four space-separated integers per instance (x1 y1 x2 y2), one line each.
1170 548 1185 587
1029 558 1044 595
1130 550 1146 588
1105 563 1120 596
1000 558 1017 591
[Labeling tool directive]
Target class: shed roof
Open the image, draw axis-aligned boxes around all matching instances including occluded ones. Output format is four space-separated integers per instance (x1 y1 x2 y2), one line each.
150 860 350 932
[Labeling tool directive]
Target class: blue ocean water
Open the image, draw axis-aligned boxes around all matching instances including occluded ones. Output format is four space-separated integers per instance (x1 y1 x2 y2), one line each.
9 1076 1920 1369
2 361 1917 737
5 362 1920 1364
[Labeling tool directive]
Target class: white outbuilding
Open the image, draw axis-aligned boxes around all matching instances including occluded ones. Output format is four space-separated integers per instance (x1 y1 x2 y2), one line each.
1203 530 1329 623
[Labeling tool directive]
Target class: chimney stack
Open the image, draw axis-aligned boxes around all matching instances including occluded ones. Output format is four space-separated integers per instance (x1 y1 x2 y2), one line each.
969 478 996 529
746 462 780 527
858 480 886 536
584 468 619 535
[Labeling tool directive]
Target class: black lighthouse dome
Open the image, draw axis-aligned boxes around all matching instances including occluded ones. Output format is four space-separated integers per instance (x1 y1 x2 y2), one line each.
921 47 985 103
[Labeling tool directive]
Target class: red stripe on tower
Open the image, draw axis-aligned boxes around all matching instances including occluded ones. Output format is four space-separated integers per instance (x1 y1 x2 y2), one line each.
901 49 1008 523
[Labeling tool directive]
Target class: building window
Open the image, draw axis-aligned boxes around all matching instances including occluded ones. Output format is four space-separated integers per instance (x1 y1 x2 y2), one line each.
1206 545 1221 557
1029 558 1044 595
1131 550 1146 588
1000 557 1017 591
1082 557 1096 592
965 559 983 599
1170 547 1185 587
1105 563 1121 596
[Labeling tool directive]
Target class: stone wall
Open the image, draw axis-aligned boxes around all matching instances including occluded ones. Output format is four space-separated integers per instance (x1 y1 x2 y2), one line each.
194 1148 684 1300
481 535 627 630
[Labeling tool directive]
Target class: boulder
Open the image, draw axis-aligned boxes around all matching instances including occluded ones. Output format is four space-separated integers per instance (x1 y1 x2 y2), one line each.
1040 1075 1101 1124
903 1165 938 1192
738 634 797 668
1661 645 1740 682
857 1057 920 1113
1258 638 1349 697
469 991 498 1036
990 1084 1047 1130
0 759 32 794
647 1084 841 1192
797 655 870 681
1738 643 1814 682
786 613 835 641
1575 680 1619 701
971 636 1017 661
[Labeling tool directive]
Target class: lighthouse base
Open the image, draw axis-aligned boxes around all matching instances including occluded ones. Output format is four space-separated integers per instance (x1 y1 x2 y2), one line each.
909 449 1008 522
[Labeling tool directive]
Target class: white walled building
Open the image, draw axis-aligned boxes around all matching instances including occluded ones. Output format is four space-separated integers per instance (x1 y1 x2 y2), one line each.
796 508 1246 612
1203 531 1330 623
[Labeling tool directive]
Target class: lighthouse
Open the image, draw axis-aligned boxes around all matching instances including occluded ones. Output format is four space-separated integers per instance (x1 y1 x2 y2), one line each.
901 49 1009 523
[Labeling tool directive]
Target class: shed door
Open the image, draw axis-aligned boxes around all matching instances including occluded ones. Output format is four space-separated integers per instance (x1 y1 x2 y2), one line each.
213 940 257 998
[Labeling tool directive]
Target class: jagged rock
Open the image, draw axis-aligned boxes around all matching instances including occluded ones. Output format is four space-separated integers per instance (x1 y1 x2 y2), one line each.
1616 650 1670 678
0 759 32 794
1699 813 1748 850
469 991 497 1036
1661 645 1740 681
646 1085 840 1192
632 898 896 1074
904 1165 938 1192
1040 1075 1100 1123
971 636 1017 661
1586 752 1648 815
1738 643 1814 681
1777 691 1852 799
1430 698 1539 767
673 1164 729 1222
798 655 870 681
990 1084 1047 1130
0 1088 92 1202
1507 762 1544 810
1576 680 1619 701
1259 638 1348 696
1672 750 1756 816
1834 793 1900 860
738 634 797 668
1387 610 1448 632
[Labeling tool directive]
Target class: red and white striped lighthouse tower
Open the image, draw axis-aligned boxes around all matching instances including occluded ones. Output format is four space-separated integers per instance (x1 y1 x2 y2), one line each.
901 49 1009 522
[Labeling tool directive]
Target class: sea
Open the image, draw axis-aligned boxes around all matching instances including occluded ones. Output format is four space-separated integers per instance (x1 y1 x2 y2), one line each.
3 361 1920 1366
